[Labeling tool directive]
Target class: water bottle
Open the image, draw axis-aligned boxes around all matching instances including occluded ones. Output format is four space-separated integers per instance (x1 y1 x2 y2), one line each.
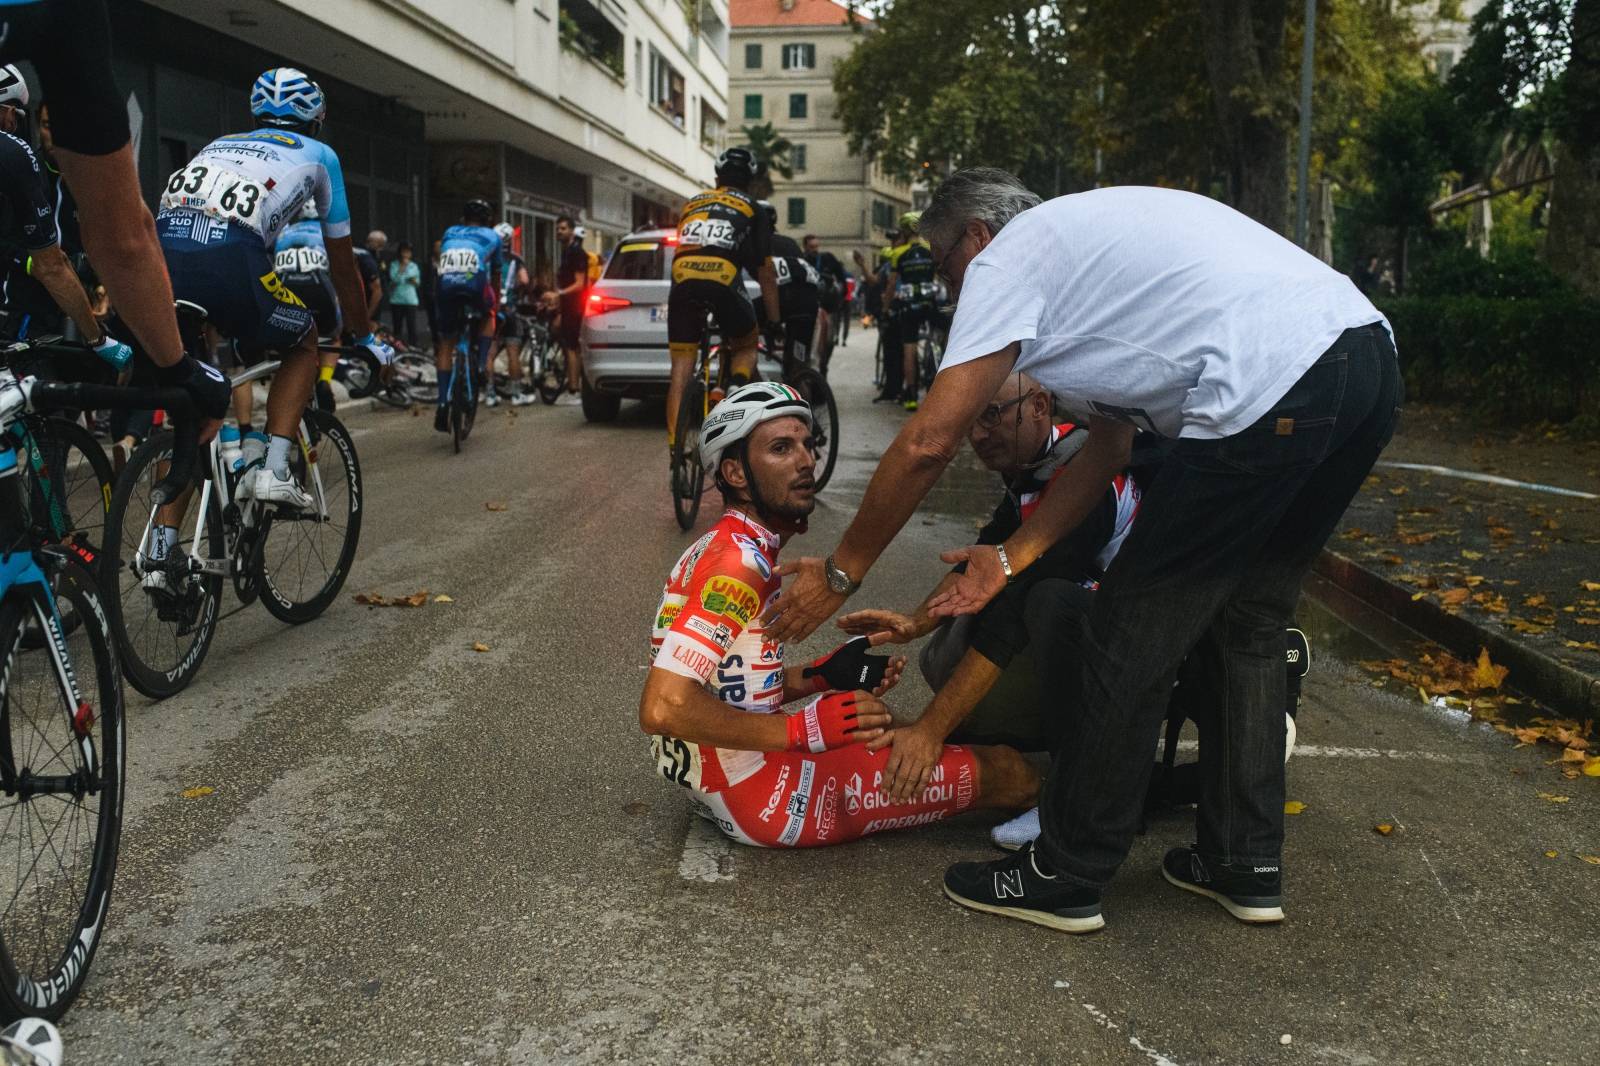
218 423 243 474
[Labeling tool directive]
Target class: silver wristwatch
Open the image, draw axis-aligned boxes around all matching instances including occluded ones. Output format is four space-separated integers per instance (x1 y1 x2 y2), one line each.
824 553 860 596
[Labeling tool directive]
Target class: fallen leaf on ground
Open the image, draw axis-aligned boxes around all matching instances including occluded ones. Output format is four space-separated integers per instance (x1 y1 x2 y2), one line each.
1585 757 1600 777
1470 648 1509 690
1577 617 1600 626
1464 575 1485 587
1536 792 1571 803
1559 747 1589 763
1581 581 1600 592
1524 595 1548 608
1374 824 1393 835
1439 588 1471 606
1462 550 1485 561
473 642 491 653
1545 850 1559 858
355 589 432 608
401 591 429 607
1473 591 1509 614
1581 856 1600 865
1389 486 1408 496
485 501 508 512
181 786 214 799
433 594 454 603
1399 531 1440 545
1505 618 1552 634
1564 640 1600 652
1284 801 1307 815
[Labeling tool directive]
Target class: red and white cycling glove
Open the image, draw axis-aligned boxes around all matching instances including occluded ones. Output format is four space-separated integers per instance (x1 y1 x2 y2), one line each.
801 636 890 694
786 691 873 753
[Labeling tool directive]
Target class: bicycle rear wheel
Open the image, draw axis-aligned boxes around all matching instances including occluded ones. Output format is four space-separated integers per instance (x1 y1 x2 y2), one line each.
451 355 477 451
0 557 124 1020
103 432 224 700
671 379 706 531
378 352 436 407
14 417 112 561
790 368 840 491
255 409 362 624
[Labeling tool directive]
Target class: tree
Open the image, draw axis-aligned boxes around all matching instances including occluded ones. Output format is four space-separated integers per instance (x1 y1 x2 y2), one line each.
740 122 795 181
1544 0 1597 295
1199 0 1292 229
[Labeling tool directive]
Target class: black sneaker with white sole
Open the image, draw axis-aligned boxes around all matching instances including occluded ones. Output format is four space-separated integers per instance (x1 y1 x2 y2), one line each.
942 842 1105 933
1161 845 1285 923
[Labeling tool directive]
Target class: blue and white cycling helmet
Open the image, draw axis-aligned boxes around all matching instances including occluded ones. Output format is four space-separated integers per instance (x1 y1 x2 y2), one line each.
250 67 326 128
700 382 812 473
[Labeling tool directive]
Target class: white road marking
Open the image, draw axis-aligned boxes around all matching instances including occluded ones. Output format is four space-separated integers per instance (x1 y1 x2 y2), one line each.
1168 739 1481 764
1082 1003 1186 1066
1376 460 1598 500
1417 845 1469 935
678 816 736 882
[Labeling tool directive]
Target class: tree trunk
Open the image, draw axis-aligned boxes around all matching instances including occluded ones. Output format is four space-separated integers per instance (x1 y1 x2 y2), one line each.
1546 0 1600 298
1200 0 1291 232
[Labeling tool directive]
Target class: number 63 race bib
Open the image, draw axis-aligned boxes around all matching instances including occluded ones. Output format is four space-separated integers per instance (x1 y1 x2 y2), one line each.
161 164 268 234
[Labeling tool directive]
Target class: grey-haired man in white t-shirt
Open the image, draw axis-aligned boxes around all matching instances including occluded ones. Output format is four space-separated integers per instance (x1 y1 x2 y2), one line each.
762 167 1401 934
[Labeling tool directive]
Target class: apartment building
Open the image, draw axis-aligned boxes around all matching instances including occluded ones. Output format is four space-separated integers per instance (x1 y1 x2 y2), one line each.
730 0 912 267
125 0 734 276
1412 0 1490 79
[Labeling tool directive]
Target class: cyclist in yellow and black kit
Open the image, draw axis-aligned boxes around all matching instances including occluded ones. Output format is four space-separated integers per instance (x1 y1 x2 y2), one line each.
883 211 939 412
666 147 780 455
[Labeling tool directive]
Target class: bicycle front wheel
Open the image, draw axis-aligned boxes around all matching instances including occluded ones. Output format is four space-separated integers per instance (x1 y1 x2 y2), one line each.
256 409 362 625
16 417 113 560
790 368 840 492
380 352 436 407
0 558 124 1021
103 432 224 700
672 380 706 531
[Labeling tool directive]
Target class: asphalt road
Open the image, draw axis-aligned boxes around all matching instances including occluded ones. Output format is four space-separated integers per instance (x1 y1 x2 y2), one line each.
66 336 1599 1065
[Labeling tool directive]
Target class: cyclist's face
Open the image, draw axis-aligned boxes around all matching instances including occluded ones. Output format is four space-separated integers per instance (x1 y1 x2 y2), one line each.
740 417 817 519
0 107 17 134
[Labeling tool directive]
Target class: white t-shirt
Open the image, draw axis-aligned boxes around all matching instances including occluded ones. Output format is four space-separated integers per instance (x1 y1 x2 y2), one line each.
939 187 1389 439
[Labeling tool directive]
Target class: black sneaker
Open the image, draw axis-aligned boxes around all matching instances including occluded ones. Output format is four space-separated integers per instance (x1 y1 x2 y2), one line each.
1161 845 1285 923
942 842 1105 933
433 405 449 433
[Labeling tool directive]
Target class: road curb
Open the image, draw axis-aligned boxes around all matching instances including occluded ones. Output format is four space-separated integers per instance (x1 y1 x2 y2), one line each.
1312 548 1600 717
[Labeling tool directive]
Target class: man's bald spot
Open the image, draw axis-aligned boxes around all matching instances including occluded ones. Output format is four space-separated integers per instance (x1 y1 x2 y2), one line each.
990 370 1043 404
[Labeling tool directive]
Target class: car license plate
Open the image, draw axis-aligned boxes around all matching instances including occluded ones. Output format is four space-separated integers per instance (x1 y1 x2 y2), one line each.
649 306 665 322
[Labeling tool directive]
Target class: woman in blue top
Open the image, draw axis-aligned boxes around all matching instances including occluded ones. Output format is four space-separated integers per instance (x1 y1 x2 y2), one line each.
387 242 422 348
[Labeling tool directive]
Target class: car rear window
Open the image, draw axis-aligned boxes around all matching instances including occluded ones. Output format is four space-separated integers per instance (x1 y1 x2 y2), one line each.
605 240 671 280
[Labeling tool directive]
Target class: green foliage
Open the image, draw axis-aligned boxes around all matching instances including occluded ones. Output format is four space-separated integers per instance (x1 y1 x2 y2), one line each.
1380 292 1600 422
1449 0 1576 151
1406 238 1569 298
741 122 795 180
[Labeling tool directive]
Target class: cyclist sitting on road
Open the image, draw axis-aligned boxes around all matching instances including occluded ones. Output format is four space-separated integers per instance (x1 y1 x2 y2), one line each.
487 220 533 408
664 147 780 458
758 202 821 379
882 211 939 412
431 198 502 431
155 67 390 512
0 65 132 371
639 383 1038 848
273 199 342 413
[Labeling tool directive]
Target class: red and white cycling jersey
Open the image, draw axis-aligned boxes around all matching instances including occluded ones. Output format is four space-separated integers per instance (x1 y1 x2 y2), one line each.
650 510 785 792
648 510 981 847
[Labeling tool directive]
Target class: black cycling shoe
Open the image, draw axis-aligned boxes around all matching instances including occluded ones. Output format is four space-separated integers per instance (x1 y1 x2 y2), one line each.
942 842 1105 933
1162 845 1285 923
433 405 449 433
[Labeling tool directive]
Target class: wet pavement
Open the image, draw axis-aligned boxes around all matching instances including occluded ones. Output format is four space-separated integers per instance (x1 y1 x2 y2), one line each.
57 339 1600 1065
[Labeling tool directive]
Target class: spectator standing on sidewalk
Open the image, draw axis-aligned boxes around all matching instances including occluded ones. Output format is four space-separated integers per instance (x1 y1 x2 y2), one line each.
764 168 1401 934
387 241 422 348
554 215 588 402
364 229 389 322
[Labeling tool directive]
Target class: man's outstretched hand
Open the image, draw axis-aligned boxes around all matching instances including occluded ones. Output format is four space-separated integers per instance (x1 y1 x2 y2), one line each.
925 544 1008 619
762 557 845 643
835 608 920 646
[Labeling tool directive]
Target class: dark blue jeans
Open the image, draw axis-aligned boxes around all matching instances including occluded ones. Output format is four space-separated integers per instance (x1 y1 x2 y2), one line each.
1037 323 1402 887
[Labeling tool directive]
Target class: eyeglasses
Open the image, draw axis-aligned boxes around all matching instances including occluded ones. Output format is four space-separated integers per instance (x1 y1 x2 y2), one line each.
935 235 967 287
974 390 1035 429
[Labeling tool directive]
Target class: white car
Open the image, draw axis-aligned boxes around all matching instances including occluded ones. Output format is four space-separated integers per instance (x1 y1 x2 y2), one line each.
578 227 763 423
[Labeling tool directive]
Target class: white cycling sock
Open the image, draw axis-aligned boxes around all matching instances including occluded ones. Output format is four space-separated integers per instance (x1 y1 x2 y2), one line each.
265 434 293 479
149 524 178 562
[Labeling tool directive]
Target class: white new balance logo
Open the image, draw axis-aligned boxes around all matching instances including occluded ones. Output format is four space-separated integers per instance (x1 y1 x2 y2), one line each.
993 869 1025 899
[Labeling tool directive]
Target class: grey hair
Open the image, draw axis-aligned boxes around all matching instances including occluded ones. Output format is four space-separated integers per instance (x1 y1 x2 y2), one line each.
919 168 1041 250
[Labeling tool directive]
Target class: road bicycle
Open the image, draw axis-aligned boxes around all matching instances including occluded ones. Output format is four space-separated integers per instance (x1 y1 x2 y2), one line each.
102 302 362 699
670 313 841 531
0 362 197 1020
442 310 484 453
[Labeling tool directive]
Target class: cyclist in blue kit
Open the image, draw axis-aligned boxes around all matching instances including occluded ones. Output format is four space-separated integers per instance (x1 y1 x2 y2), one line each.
156 67 390 510
432 198 502 432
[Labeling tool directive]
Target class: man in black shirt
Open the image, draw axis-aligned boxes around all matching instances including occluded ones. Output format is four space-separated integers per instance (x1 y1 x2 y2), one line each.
554 214 588 401
762 203 820 377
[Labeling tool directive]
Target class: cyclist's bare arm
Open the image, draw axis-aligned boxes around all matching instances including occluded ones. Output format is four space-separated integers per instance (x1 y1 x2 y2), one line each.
641 667 891 751
326 235 374 338
884 269 899 309
53 144 183 367
758 259 780 323
837 570 962 644
641 668 791 751
27 244 104 341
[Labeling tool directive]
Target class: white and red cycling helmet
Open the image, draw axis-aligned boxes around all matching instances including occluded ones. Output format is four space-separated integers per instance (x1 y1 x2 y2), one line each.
699 381 812 474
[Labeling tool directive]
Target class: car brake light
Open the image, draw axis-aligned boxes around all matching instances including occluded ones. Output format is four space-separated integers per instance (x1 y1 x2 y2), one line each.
586 293 632 317
661 234 679 245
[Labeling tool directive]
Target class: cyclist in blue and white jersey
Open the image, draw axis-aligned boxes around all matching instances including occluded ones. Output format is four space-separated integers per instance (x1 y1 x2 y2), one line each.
155 67 391 509
274 200 344 412
431 199 501 432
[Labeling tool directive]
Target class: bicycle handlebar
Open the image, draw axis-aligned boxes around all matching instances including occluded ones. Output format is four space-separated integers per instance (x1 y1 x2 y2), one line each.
29 380 200 506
